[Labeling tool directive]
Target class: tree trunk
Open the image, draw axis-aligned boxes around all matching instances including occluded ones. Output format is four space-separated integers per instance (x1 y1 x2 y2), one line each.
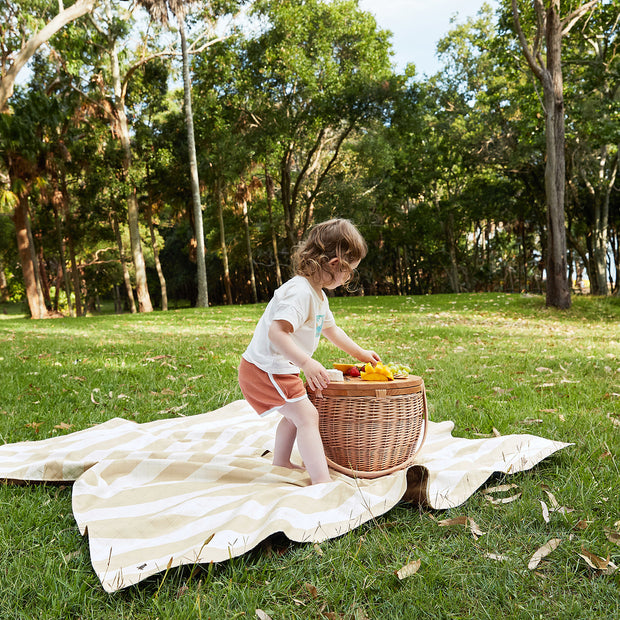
118 129 152 312
13 197 47 318
25 208 49 315
105 0 152 313
110 212 137 314
54 207 74 316
146 202 167 311
264 168 282 288
588 144 615 296
215 179 233 304
540 5 570 309
436 192 459 293
66 224 83 317
241 197 258 304
178 15 208 308
511 0 587 309
610 223 619 295
0 261 9 302
37 243 52 309
280 147 297 258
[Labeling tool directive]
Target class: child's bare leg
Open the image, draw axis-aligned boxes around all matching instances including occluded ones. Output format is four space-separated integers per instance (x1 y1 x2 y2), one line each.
279 398 331 484
272 416 303 470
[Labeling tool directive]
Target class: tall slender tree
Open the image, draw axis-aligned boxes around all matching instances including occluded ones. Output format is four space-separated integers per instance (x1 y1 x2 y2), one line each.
510 0 600 308
139 0 210 306
86 0 154 311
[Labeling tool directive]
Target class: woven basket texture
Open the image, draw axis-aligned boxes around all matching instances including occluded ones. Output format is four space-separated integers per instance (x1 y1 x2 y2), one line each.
309 384 427 478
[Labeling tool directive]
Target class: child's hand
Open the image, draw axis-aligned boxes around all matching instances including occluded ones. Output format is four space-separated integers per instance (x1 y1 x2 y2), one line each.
358 349 381 366
301 358 330 392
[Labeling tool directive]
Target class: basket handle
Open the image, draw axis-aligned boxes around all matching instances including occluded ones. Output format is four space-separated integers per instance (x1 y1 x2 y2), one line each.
375 389 387 398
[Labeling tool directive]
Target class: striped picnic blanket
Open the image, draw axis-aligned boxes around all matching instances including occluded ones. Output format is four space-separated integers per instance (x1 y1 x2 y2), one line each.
0 399 570 592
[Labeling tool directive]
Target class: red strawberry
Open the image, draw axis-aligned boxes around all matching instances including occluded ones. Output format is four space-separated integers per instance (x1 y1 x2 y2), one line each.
346 366 361 377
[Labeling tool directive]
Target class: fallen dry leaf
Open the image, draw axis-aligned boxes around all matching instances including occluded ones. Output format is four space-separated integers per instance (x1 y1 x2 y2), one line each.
539 486 574 515
255 610 273 620
156 403 188 416
467 518 486 537
437 516 469 527
578 547 618 575
540 500 550 523
54 422 73 430
528 538 561 570
604 528 620 546
304 583 319 598
437 515 485 538
485 493 522 505
61 549 81 565
144 354 173 362
541 487 560 510
483 484 522 505
313 543 324 556
484 552 508 561
396 559 421 580
484 484 519 494
492 387 513 395
606 413 620 428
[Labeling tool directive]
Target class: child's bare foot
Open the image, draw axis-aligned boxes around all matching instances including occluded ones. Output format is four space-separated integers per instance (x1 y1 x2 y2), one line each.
273 459 305 471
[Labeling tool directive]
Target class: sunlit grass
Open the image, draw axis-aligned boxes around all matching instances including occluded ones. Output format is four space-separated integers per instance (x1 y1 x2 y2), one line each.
0 292 619 619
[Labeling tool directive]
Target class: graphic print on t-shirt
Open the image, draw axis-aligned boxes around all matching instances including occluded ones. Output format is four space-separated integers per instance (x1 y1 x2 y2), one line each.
315 314 325 338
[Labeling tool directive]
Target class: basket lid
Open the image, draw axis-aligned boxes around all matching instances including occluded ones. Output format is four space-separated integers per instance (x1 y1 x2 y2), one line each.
307 375 424 397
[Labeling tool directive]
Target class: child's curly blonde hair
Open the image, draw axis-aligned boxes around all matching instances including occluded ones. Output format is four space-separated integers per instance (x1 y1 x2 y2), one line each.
293 219 367 288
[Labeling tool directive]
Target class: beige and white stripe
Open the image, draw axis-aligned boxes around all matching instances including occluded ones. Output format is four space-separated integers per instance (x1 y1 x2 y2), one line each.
0 399 570 592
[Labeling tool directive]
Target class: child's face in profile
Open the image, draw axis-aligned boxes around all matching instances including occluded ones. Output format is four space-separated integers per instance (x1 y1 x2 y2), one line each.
322 258 361 290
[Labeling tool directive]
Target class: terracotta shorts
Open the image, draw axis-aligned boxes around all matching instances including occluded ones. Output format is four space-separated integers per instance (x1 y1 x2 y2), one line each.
238 357 308 415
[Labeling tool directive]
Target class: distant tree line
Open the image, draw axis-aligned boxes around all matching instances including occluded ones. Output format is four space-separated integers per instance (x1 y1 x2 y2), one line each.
0 0 618 317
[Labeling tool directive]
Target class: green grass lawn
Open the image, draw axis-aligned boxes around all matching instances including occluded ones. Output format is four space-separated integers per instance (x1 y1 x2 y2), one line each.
1 293 619 619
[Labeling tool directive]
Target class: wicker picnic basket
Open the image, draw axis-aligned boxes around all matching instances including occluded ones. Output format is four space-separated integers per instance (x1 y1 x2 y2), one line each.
307 375 428 479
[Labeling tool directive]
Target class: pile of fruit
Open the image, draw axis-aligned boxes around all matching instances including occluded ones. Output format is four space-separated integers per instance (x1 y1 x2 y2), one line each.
333 361 412 380
384 361 412 377
360 362 393 381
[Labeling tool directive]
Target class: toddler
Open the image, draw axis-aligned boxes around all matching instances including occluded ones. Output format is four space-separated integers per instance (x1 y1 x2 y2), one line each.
238 219 380 484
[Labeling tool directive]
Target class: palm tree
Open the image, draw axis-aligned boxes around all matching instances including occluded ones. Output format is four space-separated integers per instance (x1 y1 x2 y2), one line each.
139 0 209 307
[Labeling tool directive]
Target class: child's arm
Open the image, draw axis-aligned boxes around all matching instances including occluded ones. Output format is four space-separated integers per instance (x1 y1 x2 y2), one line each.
322 325 381 366
268 320 330 392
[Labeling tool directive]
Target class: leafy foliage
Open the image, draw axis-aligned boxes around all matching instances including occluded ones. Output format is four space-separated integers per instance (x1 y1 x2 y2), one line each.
0 0 618 312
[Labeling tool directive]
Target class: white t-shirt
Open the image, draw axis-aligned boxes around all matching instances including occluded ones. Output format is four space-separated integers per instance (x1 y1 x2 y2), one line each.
242 275 336 374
